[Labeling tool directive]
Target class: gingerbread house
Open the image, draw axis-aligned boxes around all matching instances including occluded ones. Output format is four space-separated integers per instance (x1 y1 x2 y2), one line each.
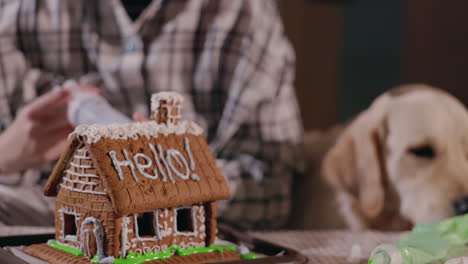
29 92 232 263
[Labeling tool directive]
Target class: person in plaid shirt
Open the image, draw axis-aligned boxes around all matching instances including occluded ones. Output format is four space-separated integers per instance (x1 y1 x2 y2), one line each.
0 0 303 229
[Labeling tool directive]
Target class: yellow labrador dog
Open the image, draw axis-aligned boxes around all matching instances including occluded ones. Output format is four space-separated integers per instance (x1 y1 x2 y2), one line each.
323 84 468 230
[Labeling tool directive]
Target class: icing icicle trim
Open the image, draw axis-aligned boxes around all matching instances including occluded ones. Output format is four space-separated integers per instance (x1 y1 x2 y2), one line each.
70 121 203 144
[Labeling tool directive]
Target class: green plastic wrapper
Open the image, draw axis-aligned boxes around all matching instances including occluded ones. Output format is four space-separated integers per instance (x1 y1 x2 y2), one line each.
369 214 468 264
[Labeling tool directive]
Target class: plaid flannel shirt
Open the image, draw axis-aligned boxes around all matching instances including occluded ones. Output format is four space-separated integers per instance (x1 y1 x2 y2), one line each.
0 0 303 229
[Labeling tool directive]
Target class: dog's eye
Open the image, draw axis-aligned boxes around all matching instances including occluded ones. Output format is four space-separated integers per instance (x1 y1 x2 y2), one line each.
408 145 436 159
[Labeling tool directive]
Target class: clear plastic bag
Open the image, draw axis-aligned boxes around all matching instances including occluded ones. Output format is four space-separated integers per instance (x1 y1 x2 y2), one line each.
369 214 468 264
65 81 132 126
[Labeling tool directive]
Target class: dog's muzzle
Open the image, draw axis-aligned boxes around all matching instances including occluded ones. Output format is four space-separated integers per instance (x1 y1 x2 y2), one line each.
453 196 468 216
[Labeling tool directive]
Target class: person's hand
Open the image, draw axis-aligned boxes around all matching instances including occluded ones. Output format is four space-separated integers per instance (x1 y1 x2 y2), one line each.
132 112 148 122
77 84 100 94
0 89 73 173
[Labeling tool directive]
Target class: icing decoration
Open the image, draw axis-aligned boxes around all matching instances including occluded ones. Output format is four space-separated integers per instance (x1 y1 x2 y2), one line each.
113 249 172 264
184 137 200 181
64 235 78 241
197 206 206 240
47 240 84 256
80 217 106 261
60 184 106 195
63 177 98 186
69 162 93 169
70 121 203 144
108 137 200 183
155 144 175 183
153 210 162 240
158 209 173 238
149 143 169 182
151 92 183 125
60 147 107 194
120 217 131 258
58 208 80 243
108 150 138 182
133 154 158 180
65 169 99 178
73 149 91 160
166 150 190 180
150 92 183 113
73 148 92 159
125 205 206 255
176 241 205 250
184 138 195 170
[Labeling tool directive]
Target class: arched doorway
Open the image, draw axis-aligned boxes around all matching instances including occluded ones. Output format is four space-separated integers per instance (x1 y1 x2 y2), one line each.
80 217 105 260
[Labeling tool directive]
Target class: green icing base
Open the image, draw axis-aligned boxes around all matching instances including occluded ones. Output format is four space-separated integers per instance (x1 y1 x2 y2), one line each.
47 240 84 256
48 241 248 264
240 253 258 259
113 244 236 264
91 255 100 263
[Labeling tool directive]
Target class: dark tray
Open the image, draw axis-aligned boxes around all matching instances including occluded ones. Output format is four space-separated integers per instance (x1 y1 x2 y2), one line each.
0 224 307 264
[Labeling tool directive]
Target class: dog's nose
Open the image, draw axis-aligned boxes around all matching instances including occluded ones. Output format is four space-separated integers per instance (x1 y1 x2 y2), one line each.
453 196 468 215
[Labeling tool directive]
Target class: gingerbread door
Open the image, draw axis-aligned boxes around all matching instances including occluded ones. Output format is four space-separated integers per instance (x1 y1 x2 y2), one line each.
81 222 97 257
80 217 105 259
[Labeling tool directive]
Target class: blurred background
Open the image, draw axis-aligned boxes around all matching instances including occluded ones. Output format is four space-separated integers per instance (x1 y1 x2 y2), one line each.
279 0 468 229
277 0 468 129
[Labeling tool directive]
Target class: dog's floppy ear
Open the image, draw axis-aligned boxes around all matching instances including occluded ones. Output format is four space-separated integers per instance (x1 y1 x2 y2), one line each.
323 96 390 220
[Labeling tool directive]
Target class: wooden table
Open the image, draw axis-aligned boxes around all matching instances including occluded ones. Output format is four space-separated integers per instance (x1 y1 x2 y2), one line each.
250 230 406 263
0 226 407 264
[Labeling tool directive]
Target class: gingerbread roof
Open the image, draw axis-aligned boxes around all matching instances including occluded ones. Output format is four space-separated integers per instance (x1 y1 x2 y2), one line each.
44 121 230 216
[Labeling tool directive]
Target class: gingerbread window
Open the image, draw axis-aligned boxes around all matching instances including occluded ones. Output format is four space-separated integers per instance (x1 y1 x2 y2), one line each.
174 207 196 236
62 212 78 241
133 211 160 241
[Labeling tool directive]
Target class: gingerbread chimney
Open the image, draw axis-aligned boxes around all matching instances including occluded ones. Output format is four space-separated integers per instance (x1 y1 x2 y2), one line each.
150 92 183 125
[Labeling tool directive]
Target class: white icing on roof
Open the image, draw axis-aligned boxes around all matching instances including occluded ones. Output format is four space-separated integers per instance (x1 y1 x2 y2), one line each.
151 92 183 112
70 120 203 144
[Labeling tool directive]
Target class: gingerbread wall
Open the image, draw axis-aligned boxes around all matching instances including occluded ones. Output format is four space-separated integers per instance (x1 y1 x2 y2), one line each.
118 203 213 257
55 147 117 257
